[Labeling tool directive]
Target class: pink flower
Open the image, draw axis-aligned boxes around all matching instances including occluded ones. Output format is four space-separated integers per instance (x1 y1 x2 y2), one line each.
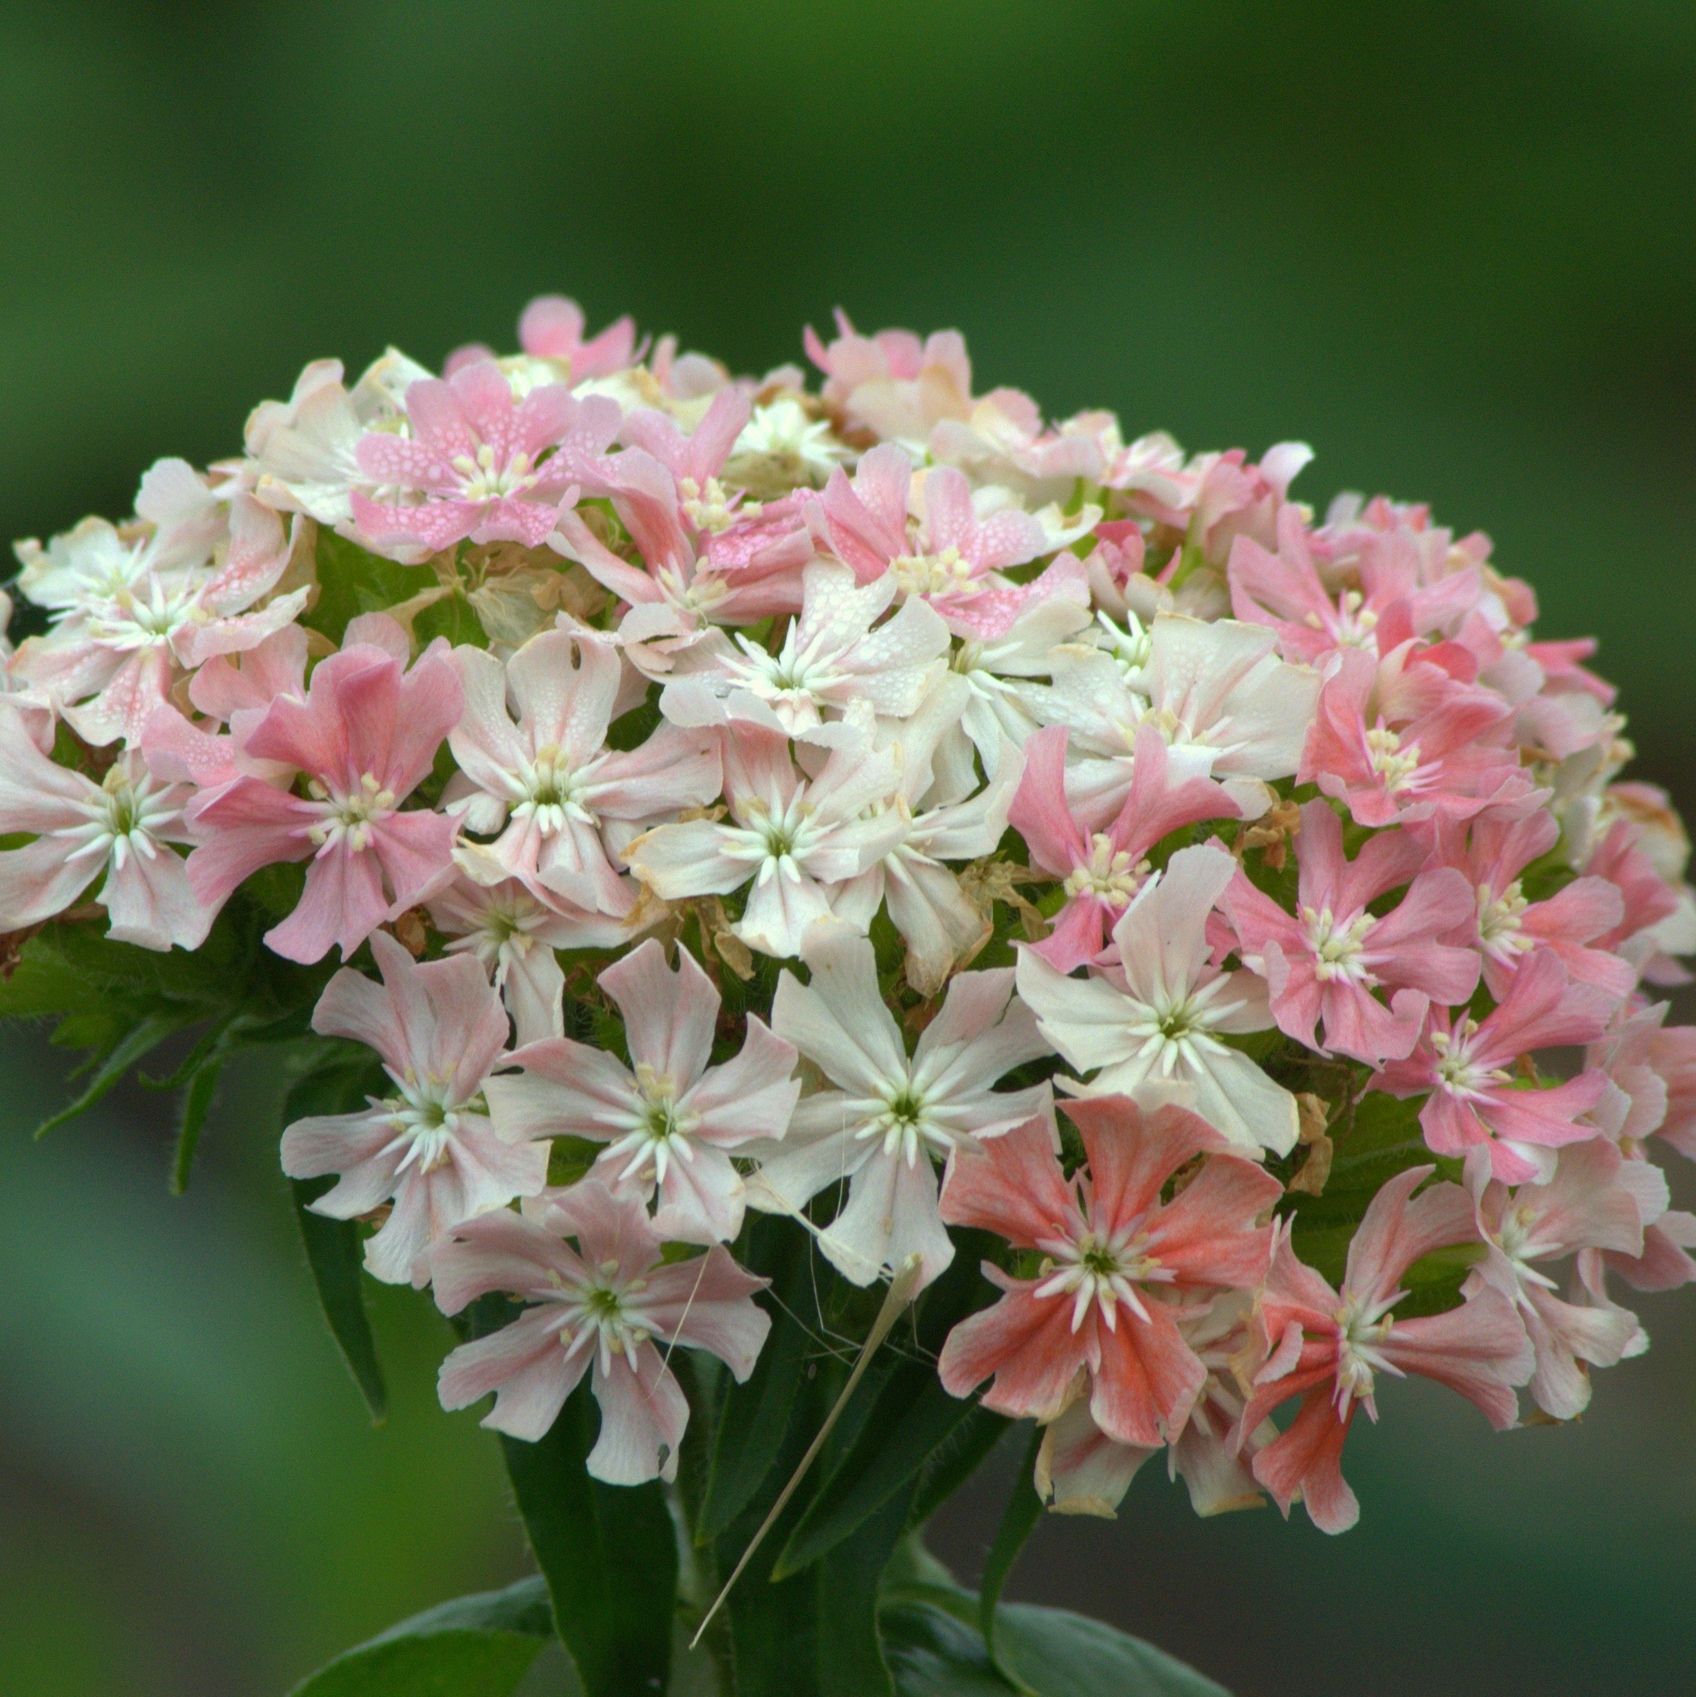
624 724 907 959
1435 806 1635 1003
1465 1141 1645 1419
426 868 645 1047
184 636 462 963
1373 951 1615 1183
803 311 975 445
1242 1167 1533 1533
446 629 719 914
1012 721 1241 972
0 706 208 949
515 294 639 383
748 924 1052 1288
280 931 548 1286
432 1179 769 1482
1300 647 1526 829
816 445 1061 633
350 359 620 558
484 939 799 1244
1223 800 1481 1065
937 1098 1280 1448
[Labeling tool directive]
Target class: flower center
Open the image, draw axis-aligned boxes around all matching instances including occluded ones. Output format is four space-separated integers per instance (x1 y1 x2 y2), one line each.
890 545 977 597
1303 905 1378 983
1365 725 1421 790
1477 879 1531 956
1034 1226 1165 1332
1062 834 1144 904
306 772 398 853
519 745 594 834
451 442 539 502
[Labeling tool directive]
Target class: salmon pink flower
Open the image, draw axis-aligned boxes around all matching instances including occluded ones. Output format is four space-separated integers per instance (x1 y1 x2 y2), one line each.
937 1098 1280 1447
1243 1167 1533 1533
350 359 620 559
484 939 800 1244
1374 951 1615 1183
748 925 1053 1288
1013 721 1241 972
1017 843 1301 1156
432 1180 768 1482
1223 800 1481 1065
446 629 719 914
0 706 208 950
280 931 549 1286
184 635 462 963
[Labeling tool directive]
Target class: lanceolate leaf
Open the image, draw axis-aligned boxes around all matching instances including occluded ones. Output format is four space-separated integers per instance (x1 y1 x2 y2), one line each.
286 1574 561 1697
817 1482 921 1697
992 1602 1232 1697
34 1012 193 1139
497 1385 677 1697
978 1429 1045 1662
285 1055 389 1424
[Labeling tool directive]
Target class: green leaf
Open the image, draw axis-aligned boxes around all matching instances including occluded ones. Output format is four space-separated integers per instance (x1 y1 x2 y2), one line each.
287 1574 565 1697
907 1407 1008 1527
978 1430 1044 1661
882 1598 1014 1697
772 1233 998 1579
993 1602 1232 1697
817 1481 920 1697
698 1216 811 1540
286 1057 389 1424
496 1385 678 1697
168 1052 224 1194
33 1012 192 1138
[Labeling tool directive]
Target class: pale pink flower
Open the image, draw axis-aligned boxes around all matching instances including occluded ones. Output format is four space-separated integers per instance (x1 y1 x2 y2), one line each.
1017 843 1300 1156
184 636 462 963
725 395 852 496
620 387 752 532
1223 801 1481 1065
0 706 208 950
280 931 548 1286
242 350 428 524
433 1180 768 1482
10 477 303 745
1013 722 1240 972
1465 1141 1645 1419
1373 951 1615 1183
350 359 620 558
1242 1168 1533 1533
625 725 907 959
515 294 639 383
1035 1292 1273 1519
426 868 644 1047
657 558 950 745
747 925 1053 1288
1434 806 1635 1003
484 939 799 1244
1584 816 1693 988
804 311 975 446
937 1098 1280 1448
446 629 718 914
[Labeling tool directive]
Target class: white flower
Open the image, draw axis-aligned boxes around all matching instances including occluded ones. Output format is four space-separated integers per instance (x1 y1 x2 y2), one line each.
1016 842 1299 1155
747 923 1053 1287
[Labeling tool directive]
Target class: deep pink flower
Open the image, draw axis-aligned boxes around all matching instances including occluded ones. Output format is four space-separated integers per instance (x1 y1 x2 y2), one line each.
1242 1167 1532 1533
1011 721 1240 971
1223 800 1480 1065
184 636 462 962
1374 951 1615 1183
280 931 548 1286
350 359 620 557
433 1179 768 1482
937 1098 1281 1448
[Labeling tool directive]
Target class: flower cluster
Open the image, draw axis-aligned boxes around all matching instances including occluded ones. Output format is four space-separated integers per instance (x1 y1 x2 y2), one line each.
7 297 1693 1529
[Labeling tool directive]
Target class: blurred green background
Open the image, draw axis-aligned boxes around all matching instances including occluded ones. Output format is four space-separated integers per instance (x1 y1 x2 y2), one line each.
2 3 1692 1694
